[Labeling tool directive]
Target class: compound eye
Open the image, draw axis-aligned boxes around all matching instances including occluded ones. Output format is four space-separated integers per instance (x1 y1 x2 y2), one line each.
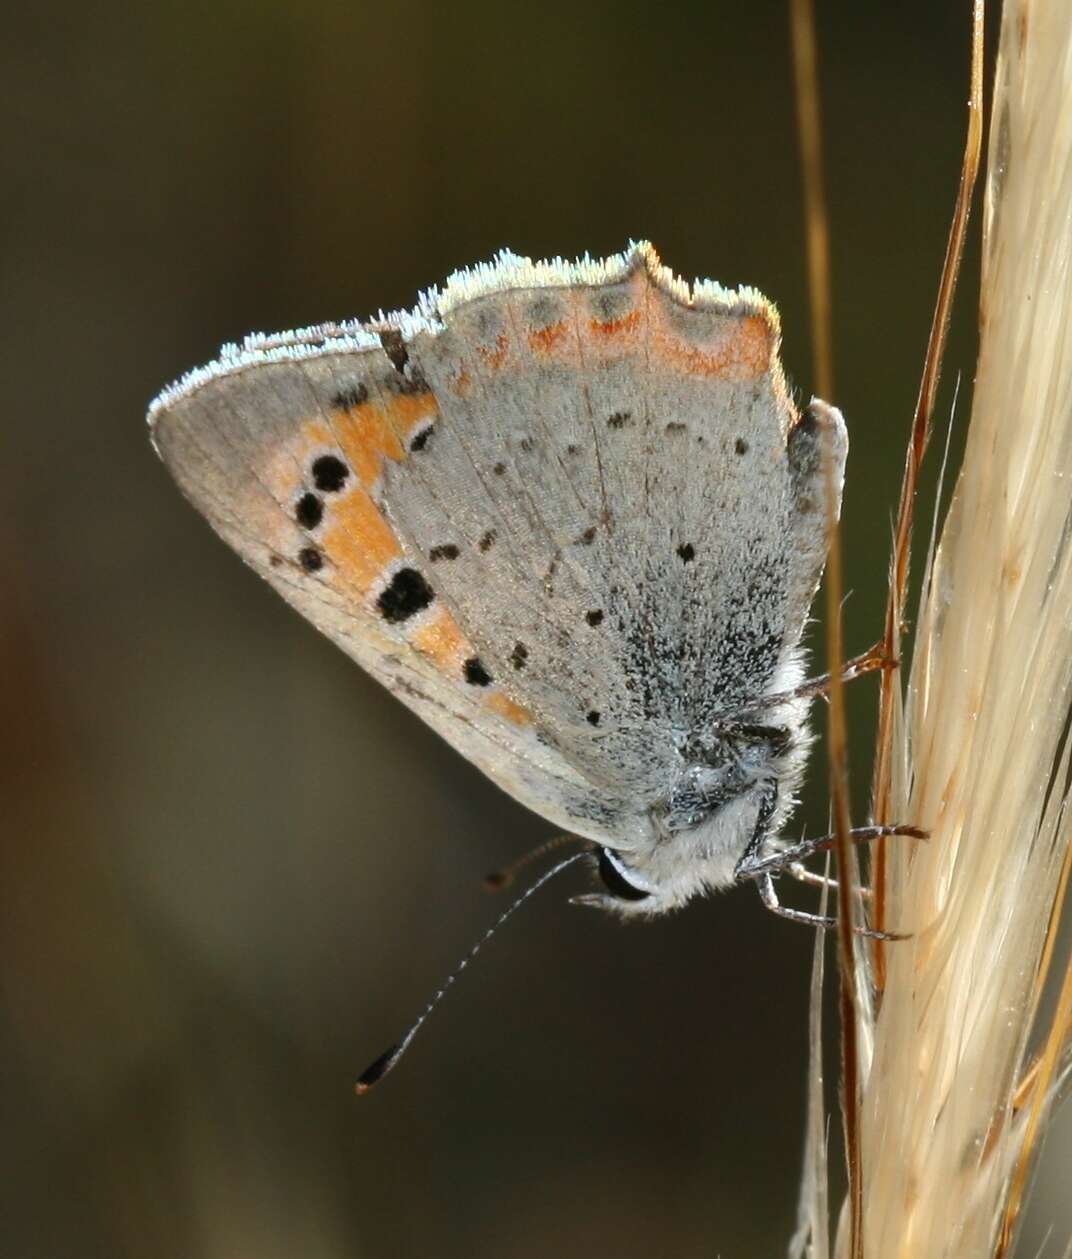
597 847 652 902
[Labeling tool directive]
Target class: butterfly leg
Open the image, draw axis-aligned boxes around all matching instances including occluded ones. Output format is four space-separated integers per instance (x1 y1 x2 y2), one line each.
753 870 902 939
735 824 926 882
733 782 841 928
728 642 896 723
755 870 837 929
786 641 896 703
736 808 918 938
785 861 873 900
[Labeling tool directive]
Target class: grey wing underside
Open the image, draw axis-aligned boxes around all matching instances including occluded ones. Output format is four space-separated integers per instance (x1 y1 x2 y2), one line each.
150 352 603 838
149 245 845 838
376 260 844 796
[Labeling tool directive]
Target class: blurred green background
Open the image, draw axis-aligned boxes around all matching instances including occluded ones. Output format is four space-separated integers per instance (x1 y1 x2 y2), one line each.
5 2 1066 1256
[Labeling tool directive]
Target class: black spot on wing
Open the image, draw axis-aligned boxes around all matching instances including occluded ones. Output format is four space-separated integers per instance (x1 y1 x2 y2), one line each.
677 543 695 563
585 609 604 626
510 642 528 670
296 493 323 529
464 657 492 686
299 546 323 572
479 530 497 552
312 455 349 493
607 411 631 429
429 544 460 562
586 710 601 727
735 437 749 455
377 567 435 623
331 384 368 411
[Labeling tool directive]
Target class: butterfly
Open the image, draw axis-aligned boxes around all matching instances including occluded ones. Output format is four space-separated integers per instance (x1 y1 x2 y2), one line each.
150 242 869 927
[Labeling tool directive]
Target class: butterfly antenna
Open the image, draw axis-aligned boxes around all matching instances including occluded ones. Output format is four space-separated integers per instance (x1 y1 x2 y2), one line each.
355 850 589 1096
483 832 585 891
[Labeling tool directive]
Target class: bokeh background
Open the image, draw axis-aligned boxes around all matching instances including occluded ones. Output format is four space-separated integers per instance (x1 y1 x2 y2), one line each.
5 2 1068 1256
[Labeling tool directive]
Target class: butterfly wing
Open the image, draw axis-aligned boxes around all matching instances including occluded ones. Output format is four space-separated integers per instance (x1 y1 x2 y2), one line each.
355 248 844 792
150 328 608 842
149 244 843 847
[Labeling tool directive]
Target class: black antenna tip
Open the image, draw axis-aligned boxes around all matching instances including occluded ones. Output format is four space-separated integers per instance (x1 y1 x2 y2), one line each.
354 851 585 1097
355 1043 400 1096
482 868 510 891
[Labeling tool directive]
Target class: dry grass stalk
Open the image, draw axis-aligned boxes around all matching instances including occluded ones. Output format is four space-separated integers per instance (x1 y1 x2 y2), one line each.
790 5 867 1249
799 1 1072 1254
869 0 986 968
790 0 835 404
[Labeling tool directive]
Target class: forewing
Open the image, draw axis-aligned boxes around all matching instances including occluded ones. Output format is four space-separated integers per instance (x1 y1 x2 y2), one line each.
149 333 605 840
